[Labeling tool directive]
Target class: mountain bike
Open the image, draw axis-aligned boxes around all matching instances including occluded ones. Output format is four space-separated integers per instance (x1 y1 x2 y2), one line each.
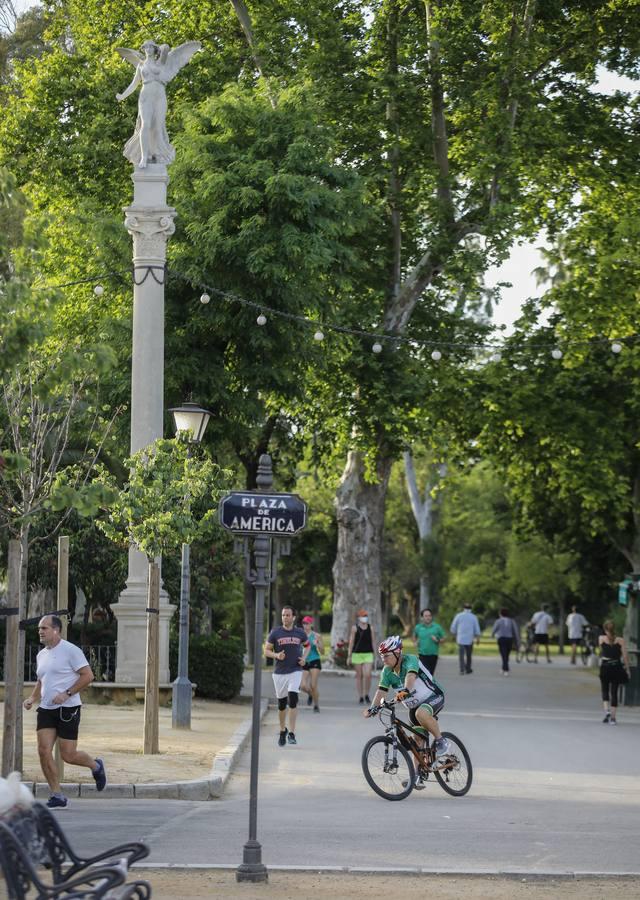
361 696 472 801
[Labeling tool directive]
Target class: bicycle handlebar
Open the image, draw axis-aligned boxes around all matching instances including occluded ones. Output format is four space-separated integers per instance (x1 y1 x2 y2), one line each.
367 690 416 717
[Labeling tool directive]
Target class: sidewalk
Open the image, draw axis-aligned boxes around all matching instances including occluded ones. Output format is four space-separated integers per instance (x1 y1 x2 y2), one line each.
2 696 267 800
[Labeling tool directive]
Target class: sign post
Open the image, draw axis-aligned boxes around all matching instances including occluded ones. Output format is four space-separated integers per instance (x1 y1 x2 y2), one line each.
219 454 307 884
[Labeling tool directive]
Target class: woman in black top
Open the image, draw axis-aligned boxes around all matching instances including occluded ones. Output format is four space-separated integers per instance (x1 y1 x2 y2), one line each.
347 609 376 705
598 620 630 725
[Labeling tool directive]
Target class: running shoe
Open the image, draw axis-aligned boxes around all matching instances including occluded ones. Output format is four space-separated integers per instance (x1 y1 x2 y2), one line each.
92 758 107 792
313 705 320 713
609 719 618 726
358 697 364 704
307 695 313 706
602 713 611 723
287 731 297 745
278 728 288 746
364 695 371 704
46 795 68 809
434 737 451 757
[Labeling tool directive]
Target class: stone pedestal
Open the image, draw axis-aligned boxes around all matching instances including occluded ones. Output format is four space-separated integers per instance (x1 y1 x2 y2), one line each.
114 165 176 684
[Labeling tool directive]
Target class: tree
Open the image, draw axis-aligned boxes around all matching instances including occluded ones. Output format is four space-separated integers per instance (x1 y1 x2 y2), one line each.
96 434 232 751
225 1 640 655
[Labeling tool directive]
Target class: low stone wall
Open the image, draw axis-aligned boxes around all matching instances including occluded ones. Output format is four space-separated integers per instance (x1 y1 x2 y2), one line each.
1 682 195 706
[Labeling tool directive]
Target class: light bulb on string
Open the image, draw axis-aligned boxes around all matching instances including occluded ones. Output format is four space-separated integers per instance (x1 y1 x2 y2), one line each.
611 342 622 354
551 348 563 360
93 284 104 297
372 342 383 354
431 350 442 361
200 293 210 305
256 314 267 326
314 330 325 342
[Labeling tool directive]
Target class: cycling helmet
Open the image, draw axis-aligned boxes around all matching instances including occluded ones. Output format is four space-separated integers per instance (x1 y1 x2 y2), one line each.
378 635 403 655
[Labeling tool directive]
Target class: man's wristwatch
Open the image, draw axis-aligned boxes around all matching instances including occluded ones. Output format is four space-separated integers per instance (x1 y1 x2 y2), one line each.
65 689 73 696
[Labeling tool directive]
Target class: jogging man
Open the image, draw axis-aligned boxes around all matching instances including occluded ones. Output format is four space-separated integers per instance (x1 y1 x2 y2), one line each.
264 606 310 746
528 604 554 663
22 615 107 809
364 636 449 789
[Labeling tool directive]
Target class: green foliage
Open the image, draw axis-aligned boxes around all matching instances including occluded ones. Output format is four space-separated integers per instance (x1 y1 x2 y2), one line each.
169 632 244 701
96 434 233 560
435 462 579 625
0 168 53 379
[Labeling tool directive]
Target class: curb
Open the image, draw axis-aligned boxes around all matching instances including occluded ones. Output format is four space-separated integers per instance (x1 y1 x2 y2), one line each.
130 864 640 879
26 698 269 802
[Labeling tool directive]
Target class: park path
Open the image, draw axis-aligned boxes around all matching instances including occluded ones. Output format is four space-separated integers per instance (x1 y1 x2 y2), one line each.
60 655 640 875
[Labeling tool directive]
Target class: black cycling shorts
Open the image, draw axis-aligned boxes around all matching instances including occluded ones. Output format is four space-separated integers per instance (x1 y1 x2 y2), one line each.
304 659 322 671
37 706 81 741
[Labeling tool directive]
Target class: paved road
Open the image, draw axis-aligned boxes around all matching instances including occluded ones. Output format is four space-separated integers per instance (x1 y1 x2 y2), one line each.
61 656 640 874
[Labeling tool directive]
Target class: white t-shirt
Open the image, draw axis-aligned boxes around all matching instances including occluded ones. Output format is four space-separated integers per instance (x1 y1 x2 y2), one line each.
531 611 553 635
36 639 90 709
566 612 588 640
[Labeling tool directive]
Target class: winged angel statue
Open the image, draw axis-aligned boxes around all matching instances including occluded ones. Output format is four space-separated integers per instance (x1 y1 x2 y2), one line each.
116 40 201 168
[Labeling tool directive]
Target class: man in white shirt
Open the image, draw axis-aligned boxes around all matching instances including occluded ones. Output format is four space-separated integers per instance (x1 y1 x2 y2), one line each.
566 605 589 664
23 615 107 809
528 605 554 663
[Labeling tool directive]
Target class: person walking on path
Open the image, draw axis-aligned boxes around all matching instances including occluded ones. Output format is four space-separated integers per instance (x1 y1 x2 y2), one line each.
22 615 107 809
491 609 520 675
347 610 376 704
599 620 630 725
300 615 324 712
566 605 589 664
413 608 446 674
528 604 554 663
450 603 481 675
264 606 310 746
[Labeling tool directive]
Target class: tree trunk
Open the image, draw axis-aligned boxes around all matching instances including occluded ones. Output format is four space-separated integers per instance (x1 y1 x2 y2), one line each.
1 539 21 776
330 451 392 657
13 524 29 773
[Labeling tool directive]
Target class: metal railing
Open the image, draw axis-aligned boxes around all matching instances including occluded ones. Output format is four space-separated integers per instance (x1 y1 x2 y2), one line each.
23 644 117 683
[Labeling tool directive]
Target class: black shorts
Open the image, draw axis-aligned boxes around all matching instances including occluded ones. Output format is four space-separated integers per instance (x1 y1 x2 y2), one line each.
534 634 549 645
304 659 322 671
37 706 81 741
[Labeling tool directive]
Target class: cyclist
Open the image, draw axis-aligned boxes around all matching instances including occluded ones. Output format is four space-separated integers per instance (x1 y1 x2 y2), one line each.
364 636 450 787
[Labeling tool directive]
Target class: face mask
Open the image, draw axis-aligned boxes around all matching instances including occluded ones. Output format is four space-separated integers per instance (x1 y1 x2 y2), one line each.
359 617 368 624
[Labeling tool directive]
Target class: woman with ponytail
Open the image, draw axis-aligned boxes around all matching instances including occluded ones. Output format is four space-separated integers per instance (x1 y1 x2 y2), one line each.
598 620 630 724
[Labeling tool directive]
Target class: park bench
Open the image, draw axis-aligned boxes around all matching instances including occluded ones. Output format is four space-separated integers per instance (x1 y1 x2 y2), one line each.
0 774 151 899
0 821 149 898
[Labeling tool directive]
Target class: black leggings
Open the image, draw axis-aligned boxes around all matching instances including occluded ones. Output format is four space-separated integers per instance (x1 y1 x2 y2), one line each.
497 637 513 672
600 667 623 707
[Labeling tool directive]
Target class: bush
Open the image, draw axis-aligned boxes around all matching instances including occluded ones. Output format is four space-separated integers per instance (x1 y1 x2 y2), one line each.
170 633 245 701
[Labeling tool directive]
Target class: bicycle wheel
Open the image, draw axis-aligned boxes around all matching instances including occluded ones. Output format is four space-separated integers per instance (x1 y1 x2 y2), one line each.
434 731 472 797
361 736 415 801
515 642 525 663
525 645 536 663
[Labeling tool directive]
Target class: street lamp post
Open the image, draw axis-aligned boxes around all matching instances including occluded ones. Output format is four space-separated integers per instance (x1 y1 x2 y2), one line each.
169 401 212 729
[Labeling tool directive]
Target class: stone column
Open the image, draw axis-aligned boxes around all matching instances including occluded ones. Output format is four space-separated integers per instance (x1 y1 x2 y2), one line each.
114 164 176 684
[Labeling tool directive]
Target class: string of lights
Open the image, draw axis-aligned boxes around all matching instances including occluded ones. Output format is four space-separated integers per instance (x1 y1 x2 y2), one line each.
27 265 640 361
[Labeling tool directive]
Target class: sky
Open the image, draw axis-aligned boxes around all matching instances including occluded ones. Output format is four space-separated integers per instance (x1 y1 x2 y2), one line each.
9 2 639 330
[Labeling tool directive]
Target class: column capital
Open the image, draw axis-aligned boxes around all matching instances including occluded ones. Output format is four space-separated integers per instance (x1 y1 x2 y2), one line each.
124 205 176 263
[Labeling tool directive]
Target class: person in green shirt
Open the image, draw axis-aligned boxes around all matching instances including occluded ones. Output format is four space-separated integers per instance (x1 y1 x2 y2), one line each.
364 636 450 789
413 608 446 675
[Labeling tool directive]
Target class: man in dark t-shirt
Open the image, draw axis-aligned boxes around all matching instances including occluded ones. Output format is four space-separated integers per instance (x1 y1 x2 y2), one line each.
265 605 309 746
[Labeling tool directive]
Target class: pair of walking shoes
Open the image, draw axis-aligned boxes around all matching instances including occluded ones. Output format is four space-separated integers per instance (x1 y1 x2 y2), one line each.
46 757 107 809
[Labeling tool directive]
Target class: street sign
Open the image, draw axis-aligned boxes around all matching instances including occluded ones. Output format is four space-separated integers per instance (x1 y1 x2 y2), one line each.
618 582 629 607
219 491 307 536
